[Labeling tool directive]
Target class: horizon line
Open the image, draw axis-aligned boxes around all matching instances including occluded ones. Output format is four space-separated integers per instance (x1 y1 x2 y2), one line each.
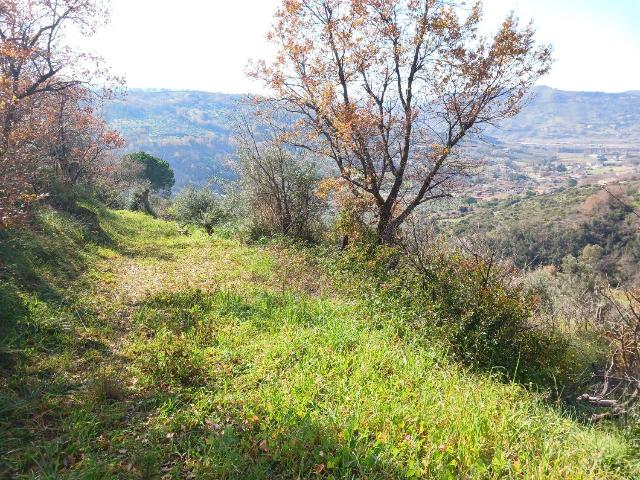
117 85 640 96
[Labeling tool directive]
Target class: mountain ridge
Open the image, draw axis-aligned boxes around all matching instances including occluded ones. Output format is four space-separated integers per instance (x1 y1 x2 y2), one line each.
104 86 640 187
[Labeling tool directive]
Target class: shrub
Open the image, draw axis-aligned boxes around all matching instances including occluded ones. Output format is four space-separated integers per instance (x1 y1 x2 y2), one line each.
405 243 527 372
171 186 229 234
236 127 326 241
332 235 575 386
120 183 151 213
577 288 640 420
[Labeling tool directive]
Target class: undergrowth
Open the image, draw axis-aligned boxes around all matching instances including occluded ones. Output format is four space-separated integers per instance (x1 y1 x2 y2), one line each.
0 205 638 478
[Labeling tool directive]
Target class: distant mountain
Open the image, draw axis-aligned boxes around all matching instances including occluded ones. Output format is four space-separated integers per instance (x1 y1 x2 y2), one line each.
491 86 640 145
105 87 640 187
104 90 244 188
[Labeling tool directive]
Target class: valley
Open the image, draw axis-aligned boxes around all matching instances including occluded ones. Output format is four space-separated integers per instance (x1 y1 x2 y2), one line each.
106 87 640 201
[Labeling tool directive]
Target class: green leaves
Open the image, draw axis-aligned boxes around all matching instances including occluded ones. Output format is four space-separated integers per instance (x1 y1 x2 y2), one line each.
122 152 175 193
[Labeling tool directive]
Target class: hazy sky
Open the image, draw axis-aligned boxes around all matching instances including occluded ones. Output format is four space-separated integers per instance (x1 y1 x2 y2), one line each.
85 0 640 93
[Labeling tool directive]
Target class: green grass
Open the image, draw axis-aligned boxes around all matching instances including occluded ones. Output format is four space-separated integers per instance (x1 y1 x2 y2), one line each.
1 206 638 478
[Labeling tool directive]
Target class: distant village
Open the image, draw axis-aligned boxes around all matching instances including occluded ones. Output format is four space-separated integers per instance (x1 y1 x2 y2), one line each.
436 142 640 218
464 143 640 201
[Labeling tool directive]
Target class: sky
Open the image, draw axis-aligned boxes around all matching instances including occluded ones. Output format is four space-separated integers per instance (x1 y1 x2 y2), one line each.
83 0 640 94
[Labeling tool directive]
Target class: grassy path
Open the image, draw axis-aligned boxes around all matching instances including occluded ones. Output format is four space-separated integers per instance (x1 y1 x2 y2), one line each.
1 208 638 478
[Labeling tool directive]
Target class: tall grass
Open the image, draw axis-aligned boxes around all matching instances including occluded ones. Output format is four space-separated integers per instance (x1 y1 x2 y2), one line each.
0 206 638 478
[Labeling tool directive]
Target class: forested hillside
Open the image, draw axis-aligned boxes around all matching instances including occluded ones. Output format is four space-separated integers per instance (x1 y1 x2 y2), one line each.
105 87 640 187
488 87 640 145
448 182 640 287
104 90 243 187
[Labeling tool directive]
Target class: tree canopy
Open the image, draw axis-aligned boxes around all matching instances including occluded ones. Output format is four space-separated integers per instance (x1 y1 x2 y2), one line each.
123 152 175 193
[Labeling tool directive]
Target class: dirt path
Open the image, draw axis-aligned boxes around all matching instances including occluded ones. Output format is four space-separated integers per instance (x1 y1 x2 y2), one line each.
94 235 275 310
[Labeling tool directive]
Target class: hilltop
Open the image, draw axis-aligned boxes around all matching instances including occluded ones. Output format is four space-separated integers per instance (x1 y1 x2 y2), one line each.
491 87 640 145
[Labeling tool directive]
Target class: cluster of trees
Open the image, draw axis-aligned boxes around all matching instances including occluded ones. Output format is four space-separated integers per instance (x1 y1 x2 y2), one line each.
167 0 549 246
170 133 325 241
0 0 179 227
0 0 552 244
0 0 122 226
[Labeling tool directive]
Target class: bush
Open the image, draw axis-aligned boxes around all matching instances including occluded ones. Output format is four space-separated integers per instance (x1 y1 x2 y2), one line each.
171 186 230 234
414 248 571 383
120 183 153 214
236 134 325 241
37 177 78 212
331 236 575 387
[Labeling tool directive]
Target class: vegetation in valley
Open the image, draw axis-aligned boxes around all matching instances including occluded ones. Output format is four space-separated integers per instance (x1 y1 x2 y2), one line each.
104 90 242 188
452 182 640 284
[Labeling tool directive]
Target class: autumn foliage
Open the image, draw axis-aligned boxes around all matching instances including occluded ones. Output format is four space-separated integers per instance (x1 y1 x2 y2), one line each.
0 0 120 227
254 0 552 243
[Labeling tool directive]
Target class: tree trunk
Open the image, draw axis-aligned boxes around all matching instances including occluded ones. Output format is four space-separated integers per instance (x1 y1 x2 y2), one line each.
376 208 397 245
135 188 155 217
1 106 15 156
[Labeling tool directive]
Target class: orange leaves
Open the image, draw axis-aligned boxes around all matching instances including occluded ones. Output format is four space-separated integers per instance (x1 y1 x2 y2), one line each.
282 0 303 14
0 0 118 227
253 0 551 241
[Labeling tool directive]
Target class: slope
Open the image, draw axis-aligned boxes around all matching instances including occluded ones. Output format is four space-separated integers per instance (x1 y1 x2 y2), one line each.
1 207 638 478
491 87 640 145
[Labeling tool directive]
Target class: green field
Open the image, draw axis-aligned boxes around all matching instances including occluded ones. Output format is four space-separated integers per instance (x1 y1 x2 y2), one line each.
1 207 638 478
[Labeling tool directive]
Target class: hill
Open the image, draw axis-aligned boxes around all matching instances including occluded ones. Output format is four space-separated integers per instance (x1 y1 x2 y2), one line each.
2 207 638 478
105 87 640 188
104 90 244 188
491 87 640 146
447 181 640 283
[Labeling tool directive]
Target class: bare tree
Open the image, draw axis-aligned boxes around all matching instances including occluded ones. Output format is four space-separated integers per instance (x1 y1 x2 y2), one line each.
579 288 640 421
235 118 325 240
253 0 552 243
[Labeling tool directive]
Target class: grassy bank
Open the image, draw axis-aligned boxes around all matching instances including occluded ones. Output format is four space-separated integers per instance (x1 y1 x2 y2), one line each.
0 206 638 478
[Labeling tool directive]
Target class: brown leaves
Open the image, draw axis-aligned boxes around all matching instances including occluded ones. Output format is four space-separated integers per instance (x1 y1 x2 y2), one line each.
0 0 120 227
258 439 269 452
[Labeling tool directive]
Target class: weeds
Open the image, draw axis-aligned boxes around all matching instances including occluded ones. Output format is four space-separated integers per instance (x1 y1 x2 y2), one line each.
1 206 638 478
